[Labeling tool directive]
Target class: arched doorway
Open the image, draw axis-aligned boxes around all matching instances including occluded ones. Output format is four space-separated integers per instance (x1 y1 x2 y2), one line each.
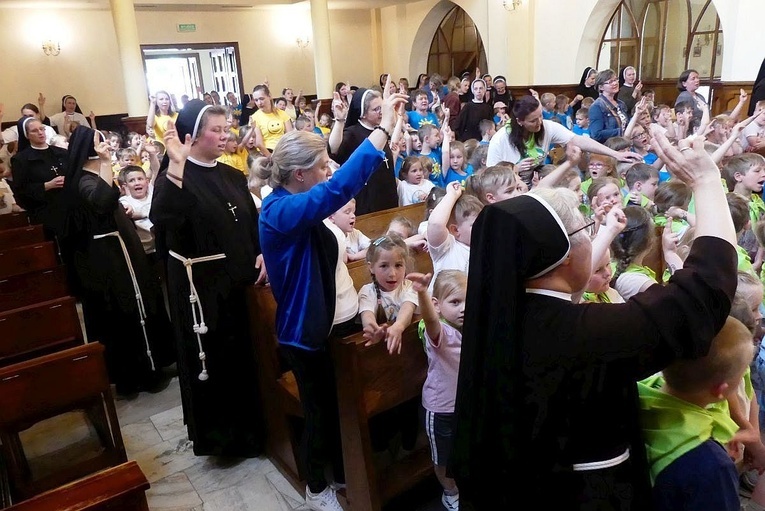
427 5 488 79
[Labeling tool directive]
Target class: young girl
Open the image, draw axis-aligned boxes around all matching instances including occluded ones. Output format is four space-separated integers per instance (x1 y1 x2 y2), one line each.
581 153 618 195
587 177 624 227
358 234 418 354
442 139 473 186
146 91 177 142
217 129 255 175
610 205 660 300
398 155 435 206
581 248 624 304
408 269 467 511
653 180 695 235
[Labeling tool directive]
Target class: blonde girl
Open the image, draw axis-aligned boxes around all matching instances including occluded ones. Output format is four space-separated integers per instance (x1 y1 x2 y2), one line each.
358 234 418 354
398 155 435 207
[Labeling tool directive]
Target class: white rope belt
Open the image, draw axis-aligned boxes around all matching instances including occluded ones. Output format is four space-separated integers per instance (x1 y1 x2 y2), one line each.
572 448 630 472
168 249 226 381
93 231 155 371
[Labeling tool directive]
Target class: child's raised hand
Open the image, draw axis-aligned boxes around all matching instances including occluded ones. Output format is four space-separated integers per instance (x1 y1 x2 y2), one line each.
406 272 432 293
661 217 680 253
731 112 760 137
93 131 111 161
382 73 393 100
38 93 46 107
385 323 404 355
651 131 721 187
602 205 626 233
529 88 539 100
445 180 463 199
573 94 584 103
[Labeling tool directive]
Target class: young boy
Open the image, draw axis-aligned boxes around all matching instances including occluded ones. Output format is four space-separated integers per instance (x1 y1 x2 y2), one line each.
478 119 495 146
572 108 591 137
623 162 659 209
328 198 371 262
119 165 158 254
407 89 440 130
539 92 556 121
741 100 765 154
724 154 765 263
638 316 755 511
728 192 758 275
418 124 443 186
629 124 661 167
426 181 484 287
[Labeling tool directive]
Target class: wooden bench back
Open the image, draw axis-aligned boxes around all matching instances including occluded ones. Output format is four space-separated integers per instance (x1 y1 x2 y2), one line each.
5 461 150 511
0 225 45 251
0 242 59 279
0 297 84 367
0 213 30 231
354 203 426 241
0 266 69 313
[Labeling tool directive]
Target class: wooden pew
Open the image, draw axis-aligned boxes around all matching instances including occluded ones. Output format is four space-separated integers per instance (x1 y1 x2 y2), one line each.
0 214 29 232
0 343 127 501
247 284 432 511
354 203 426 241
4 461 150 511
332 323 432 511
0 242 59 279
0 266 69 313
0 297 84 367
0 225 45 251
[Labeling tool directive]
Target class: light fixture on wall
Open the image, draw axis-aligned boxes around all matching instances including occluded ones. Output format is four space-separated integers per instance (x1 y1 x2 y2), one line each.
42 39 61 56
296 37 310 49
502 0 521 11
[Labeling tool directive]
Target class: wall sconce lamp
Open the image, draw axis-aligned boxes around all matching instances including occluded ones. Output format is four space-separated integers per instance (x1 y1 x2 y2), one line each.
502 0 521 11
42 40 60 56
296 37 310 49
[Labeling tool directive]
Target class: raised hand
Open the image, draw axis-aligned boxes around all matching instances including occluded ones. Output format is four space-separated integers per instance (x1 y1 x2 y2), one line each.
445 180 463 199
603 205 627 233
37 93 46 107
407 272 432 293
661 217 681 253
739 88 748 103
163 119 192 165
93 131 111 161
529 88 539 100
331 92 347 120
650 129 721 188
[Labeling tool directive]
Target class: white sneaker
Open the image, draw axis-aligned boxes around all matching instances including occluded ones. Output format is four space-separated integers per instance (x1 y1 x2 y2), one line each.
441 491 459 511
305 485 344 511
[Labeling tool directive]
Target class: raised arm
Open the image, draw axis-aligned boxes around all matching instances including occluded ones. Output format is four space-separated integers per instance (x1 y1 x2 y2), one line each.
729 89 749 122
711 112 758 164
328 92 348 155
651 129 736 246
162 119 192 189
146 96 157 133
428 181 461 247
408 272 441 343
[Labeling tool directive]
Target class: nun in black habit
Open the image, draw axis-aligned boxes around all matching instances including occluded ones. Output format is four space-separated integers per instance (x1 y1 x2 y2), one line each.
150 100 267 457
64 126 174 395
332 87 398 215
450 134 738 510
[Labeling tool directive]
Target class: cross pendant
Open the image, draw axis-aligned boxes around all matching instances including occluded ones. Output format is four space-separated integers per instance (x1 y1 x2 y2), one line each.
382 156 389 169
227 202 238 221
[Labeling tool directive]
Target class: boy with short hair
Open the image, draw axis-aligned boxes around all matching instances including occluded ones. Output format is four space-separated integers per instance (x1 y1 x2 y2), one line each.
539 92 556 120
624 162 659 209
726 192 757 274
327 198 371 262
573 108 591 137
723 154 765 264
119 165 158 254
741 100 765 154
478 119 495 145
407 89 440 130
638 316 755 511
427 181 484 287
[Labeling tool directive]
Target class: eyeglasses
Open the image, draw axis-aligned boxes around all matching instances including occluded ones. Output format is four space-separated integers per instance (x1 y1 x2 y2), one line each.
631 132 648 140
567 219 596 237
604 79 619 85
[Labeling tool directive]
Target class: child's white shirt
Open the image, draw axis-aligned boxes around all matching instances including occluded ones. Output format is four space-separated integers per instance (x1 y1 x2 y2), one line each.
119 185 154 233
398 179 435 207
741 120 765 150
0 178 17 215
614 272 655 301
346 228 371 255
418 220 428 237
428 233 470 292
323 219 359 323
357 280 419 321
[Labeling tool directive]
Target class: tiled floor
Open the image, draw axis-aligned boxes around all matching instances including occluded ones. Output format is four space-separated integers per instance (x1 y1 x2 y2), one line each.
18 367 443 511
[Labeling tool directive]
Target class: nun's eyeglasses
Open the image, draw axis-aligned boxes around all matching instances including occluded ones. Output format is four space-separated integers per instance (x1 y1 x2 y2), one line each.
567 219 596 237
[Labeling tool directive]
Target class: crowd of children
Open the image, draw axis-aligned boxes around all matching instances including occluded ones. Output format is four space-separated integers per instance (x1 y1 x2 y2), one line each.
4 71 765 511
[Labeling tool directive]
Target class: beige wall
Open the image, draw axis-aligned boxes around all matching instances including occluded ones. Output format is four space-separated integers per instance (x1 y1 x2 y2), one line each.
1 0 763 119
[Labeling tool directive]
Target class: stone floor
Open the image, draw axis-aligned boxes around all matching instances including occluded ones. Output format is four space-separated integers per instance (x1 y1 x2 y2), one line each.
16 367 444 511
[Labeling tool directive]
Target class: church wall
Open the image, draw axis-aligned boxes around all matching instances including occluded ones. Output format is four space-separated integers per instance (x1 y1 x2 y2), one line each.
0 5 374 117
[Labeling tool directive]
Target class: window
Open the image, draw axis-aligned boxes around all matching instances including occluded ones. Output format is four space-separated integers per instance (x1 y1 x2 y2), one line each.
597 0 723 80
427 6 487 80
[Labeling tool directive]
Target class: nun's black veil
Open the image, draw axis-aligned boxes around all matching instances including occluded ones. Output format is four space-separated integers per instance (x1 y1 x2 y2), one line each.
748 57 765 116
62 125 100 236
15 117 33 153
449 194 570 505
346 87 368 128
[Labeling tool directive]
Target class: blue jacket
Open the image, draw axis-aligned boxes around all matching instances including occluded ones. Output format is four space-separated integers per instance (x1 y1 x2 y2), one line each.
588 95 628 143
259 139 383 351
